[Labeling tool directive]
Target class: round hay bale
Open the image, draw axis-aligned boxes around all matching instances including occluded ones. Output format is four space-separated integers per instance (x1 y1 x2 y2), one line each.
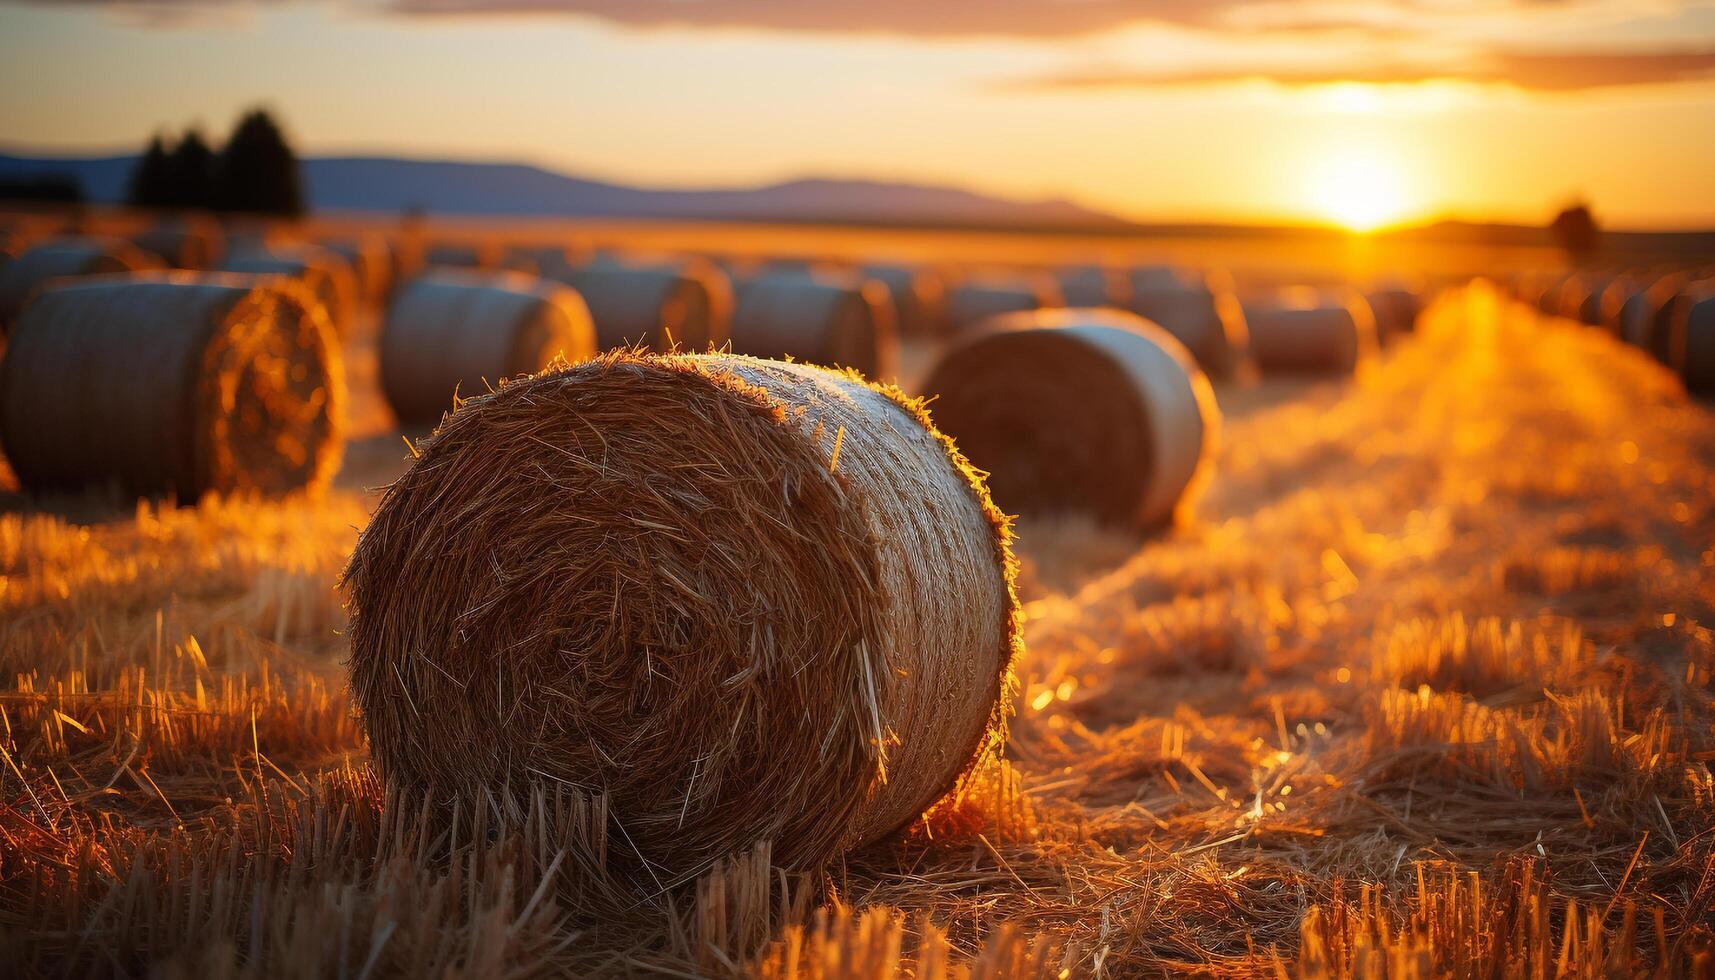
1056 264 1128 308
548 258 731 352
1128 275 1250 379
380 270 596 425
220 242 359 336
728 271 898 379
317 235 392 306
0 272 344 499
1570 275 1618 327
1683 289 1715 396
0 236 163 334
1364 286 1425 337
1244 290 1378 375
923 308 1218 530
943 276 1062 335
131 214 224 269
1618 275 1682 350
344 352 1019 889
859 262 947 339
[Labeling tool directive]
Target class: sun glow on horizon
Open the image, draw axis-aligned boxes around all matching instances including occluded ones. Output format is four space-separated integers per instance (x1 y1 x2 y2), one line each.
1304 144 1416 232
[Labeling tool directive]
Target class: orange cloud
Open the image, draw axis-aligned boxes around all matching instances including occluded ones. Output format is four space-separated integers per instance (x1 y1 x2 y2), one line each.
1014 47 1715 92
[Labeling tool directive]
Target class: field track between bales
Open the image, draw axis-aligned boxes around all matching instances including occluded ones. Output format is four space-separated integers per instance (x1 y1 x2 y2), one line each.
2 283 1713 977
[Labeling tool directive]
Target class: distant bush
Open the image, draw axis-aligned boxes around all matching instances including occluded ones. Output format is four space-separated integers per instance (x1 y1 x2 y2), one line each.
0 173 83 204
125 109 303 216
1550 202 1600 258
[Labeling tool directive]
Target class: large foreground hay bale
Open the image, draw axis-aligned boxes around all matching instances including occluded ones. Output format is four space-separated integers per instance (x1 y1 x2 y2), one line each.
345 352 1019 889
728 271 898 378
1245 291 1377 375
923 308 1218 530
860 262 947 339
0 273 343 499
943 276 1062 335
1128 272 1250 379
549 258 731 351
380 270 596 425
131 214 224 269
220 243 359 335
0 236 162 334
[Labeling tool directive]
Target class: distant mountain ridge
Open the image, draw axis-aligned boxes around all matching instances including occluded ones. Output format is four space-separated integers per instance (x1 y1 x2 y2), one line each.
0 150 1125 228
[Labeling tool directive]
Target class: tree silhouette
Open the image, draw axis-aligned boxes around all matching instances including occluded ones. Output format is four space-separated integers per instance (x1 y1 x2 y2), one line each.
165 128 217 209
214 109 304 216
1550 202 1600 259
127 134 174 207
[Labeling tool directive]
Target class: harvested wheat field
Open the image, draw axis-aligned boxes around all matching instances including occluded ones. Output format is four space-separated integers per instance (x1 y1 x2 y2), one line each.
2 281 1713 977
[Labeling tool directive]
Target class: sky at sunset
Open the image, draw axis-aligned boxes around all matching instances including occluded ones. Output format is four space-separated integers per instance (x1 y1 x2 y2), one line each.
1 0 1712 229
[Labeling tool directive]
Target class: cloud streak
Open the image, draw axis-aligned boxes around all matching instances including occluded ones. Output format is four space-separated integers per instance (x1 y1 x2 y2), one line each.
1014 47 1715 92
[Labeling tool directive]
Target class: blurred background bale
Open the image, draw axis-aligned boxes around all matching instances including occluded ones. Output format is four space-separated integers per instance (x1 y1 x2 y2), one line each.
0 235 164 334
727 270 897 379
1127 268 1251 379
345 352 1018 893
0 272 344 499
1055 263 1129 308
219 241 358 337
131 212 225 269
1245 289 1378 376
943 273 1063 335
421 239 498 270
380 269 595 425
924 307 1218 530
1678 287 1715 396
859 261 948 340
546 256 731 352
315 233 392 307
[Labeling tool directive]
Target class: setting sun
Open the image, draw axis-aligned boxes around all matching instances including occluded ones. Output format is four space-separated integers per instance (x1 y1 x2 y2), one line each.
1306 146 1414 232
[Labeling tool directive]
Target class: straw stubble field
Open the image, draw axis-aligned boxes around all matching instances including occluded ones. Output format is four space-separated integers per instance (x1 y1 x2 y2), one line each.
2 283 1712 977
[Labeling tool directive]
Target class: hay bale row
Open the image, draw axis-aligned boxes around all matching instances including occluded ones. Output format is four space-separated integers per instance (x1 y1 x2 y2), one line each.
0 237 163 335
345 352 1019 889
0 273 344 499
727 271 897 379
380 270 595 425
924 308 1218 530
1244 290 1377 376
220 242 359 335
943 275 1062 335
1128 271 1250 379
547 258 730 352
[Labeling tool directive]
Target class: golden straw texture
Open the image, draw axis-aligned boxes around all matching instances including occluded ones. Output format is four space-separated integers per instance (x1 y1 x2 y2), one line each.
0 272 344 499
924 308 1219 530
379 269 596 425
345 351 1020 895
